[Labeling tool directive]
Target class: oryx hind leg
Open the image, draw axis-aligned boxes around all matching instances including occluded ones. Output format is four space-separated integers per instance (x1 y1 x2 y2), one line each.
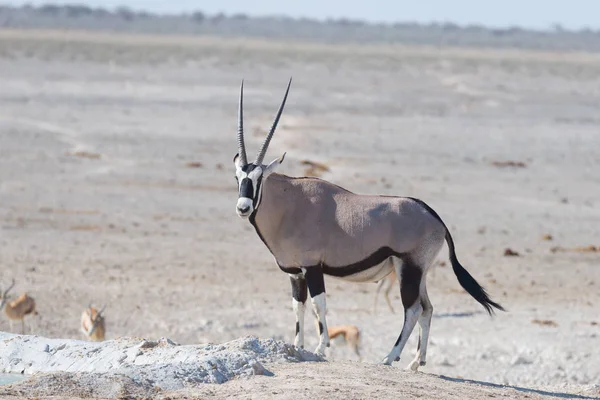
381 257 424 365
304 267 330 356
408 283 433 371
289 273 308 349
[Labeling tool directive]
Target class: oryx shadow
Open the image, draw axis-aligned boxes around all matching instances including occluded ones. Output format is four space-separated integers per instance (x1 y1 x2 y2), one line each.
438 375 598 399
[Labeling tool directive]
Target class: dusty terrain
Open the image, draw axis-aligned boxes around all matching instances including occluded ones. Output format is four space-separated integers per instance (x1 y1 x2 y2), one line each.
0 29 599 399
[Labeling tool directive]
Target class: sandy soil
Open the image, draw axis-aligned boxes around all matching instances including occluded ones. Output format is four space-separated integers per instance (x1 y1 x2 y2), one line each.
0 29 599 399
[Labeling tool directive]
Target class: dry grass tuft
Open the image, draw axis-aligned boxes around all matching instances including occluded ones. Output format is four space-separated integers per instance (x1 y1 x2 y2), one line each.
490 160 527 168
532 319 558 327
70 151 101 159
69 225 101 231
300 160 330 177
550 245 599 253
504 248 520 257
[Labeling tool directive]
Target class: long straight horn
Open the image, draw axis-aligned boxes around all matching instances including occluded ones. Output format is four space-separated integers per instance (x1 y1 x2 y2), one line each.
237 79 248 165
3 279 15 298
255 77 292 165
0 279 14 309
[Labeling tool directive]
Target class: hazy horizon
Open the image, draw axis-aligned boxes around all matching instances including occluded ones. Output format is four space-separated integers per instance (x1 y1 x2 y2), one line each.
3 0 600 31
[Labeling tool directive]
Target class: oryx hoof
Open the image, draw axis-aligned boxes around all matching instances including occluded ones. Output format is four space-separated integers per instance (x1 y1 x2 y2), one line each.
314 344 327 357
408 360 420 371
380 356 394 366
407 360 426 372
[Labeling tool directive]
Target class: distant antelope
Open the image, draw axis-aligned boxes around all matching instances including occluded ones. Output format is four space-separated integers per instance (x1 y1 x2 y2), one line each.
0 279 38 334
232 78 504 370
374 270 397 314
328 325 361 360
81 304 106 341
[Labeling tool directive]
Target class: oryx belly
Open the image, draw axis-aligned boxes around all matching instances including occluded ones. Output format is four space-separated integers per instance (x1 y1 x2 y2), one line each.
326 257 395 283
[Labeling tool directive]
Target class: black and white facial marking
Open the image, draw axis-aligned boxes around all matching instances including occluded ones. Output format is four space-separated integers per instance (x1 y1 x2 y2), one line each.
234 155 264 218
233 153 285 218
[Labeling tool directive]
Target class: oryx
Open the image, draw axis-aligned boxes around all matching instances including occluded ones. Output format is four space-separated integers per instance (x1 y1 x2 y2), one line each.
232 78 504 369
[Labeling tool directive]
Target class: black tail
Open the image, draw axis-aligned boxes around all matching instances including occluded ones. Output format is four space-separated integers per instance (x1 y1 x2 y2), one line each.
408 197 505 315
445 231 505 315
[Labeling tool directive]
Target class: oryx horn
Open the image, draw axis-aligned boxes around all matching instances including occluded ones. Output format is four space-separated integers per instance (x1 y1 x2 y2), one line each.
237 79 248 165
255 77 292 165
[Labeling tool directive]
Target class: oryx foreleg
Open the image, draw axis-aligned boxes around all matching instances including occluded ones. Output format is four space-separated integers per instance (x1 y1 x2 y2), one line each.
304 267 330 356
289 273 307 349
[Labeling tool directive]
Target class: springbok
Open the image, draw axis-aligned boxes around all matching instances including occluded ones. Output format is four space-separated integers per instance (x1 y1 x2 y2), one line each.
0 279 38 334
81 304 106 341
232 78 504 370
328 325 361 360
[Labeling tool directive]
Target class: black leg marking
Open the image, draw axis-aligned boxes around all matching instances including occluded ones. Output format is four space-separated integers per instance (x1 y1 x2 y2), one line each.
400 259 423 309
318 322 324 335
394 332 403 347
296 322 300 335
290 275 307 303
304 267 325 297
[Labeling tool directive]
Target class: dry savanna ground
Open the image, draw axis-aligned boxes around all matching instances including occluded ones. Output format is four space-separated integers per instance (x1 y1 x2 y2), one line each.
0 29 599 399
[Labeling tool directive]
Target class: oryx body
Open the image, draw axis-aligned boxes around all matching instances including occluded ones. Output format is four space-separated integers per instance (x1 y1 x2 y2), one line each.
232 78 504 369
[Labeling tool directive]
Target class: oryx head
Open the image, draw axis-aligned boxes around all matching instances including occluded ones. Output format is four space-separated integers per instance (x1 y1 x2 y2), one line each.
233 78 291 218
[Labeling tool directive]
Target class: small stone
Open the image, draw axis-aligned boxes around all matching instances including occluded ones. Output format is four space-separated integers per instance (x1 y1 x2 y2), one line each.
511 355 533 366
158 337 178 346
138 340 158 349
249 360 266 375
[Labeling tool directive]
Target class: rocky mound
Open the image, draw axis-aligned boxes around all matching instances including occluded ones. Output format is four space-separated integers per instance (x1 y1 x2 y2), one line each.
0 332 322 397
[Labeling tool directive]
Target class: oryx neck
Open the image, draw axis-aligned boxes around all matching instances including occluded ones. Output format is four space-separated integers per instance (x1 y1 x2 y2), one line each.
248 173 296 254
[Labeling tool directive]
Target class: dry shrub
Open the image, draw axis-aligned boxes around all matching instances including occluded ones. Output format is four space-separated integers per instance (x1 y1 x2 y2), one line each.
550 245 599 253
300 160 330 177
185 162 203 168
70 151 101 159
541 234 553 241
503 248 520 257
532 319 558 327
490 160 527 168
69 225 101 231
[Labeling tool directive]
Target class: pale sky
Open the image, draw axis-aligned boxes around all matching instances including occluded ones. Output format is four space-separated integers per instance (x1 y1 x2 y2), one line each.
4 0 600 30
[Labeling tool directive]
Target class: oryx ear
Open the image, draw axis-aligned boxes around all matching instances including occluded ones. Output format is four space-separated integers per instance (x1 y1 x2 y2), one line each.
233 153 243 168
265 152 286 176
